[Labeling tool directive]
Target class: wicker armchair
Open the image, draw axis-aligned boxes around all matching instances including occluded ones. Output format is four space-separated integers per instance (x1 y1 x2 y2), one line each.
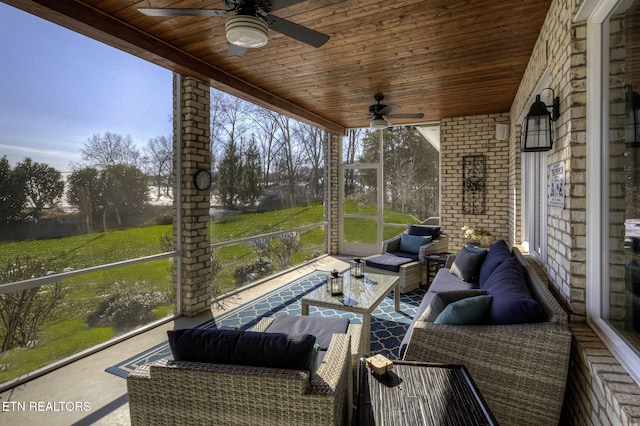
381 233 449 262
127 333 352 426
369 234 448 292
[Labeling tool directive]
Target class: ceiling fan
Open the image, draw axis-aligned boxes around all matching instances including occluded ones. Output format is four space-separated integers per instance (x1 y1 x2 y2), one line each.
139 0 330 56
367 95 425 129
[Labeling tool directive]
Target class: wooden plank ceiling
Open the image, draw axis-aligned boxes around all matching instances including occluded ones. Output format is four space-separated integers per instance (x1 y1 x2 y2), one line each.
4 0 552 134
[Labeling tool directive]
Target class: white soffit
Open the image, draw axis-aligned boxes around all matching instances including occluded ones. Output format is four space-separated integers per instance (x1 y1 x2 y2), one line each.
417 125 441 152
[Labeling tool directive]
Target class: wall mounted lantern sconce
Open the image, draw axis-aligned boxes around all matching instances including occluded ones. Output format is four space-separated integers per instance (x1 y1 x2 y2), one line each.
521 88 560 152
626 85 640 148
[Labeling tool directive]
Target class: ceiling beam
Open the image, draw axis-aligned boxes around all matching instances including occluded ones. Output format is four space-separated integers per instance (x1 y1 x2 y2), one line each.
2 0 346 135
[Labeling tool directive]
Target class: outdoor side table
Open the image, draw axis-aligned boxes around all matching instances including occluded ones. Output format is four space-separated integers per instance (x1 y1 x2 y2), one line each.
424 252 451 287
357 359 497 426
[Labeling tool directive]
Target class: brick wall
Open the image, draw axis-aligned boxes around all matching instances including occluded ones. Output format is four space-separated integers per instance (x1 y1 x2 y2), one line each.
440 113 510 251
173 75 212 316
510 1 640 424
563 323 640 425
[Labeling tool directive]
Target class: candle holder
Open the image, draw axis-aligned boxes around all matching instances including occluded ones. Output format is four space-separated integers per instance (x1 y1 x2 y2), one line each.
326 269 344 296
350 257 365 278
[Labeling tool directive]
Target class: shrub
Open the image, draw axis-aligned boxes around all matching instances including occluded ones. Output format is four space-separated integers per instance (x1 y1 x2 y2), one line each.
155 214 173 226
87 281 168 332
234 259 272 286
252 232 301 269
0 256 65 352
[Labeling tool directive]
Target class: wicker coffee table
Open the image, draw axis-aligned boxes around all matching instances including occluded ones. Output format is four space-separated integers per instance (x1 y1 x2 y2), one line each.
301 270 400 352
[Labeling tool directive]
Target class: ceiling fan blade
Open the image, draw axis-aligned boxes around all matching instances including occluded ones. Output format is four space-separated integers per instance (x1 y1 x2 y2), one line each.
138 8 229 17
228 44 249 56
386 113 425 119
378 104 400 116
256 0 308 12
263 14 329 48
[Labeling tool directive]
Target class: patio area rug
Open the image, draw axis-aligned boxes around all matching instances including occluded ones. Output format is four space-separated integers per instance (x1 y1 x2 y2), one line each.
106 270 425 378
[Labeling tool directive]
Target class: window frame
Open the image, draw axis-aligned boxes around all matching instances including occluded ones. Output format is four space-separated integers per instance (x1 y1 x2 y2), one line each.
585 0 640 384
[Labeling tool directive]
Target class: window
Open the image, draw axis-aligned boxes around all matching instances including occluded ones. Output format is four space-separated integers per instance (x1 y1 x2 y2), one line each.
0 4 174 389
341 125 440 255
208 89 327 293
522 151 548 262
587 0 640 383
521 71 550 263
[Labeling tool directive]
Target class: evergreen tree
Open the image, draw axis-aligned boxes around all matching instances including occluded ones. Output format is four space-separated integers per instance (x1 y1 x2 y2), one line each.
98 164 150 228
0 156 27 224
217 138 242 208
67 166 101 233
240 138 263 206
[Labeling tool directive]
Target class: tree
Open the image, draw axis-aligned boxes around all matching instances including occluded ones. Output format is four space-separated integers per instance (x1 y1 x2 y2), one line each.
210 90 251 175
67 167 101 233
250 107 281 188
239 137 263 206
344 129 364 196
0 156 27 224
15 158 65 220
67 164 149 231
297 123 325 202
81 132 141 168
98 164 150 228
274 115 304 207
143 135 173 199
217 138 242 208
360 126 440 219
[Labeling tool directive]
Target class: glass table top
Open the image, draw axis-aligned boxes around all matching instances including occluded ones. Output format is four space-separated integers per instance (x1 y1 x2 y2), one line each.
303 270 398 311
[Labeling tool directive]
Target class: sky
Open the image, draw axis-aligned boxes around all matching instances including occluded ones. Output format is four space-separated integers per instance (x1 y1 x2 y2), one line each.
0 3 173 172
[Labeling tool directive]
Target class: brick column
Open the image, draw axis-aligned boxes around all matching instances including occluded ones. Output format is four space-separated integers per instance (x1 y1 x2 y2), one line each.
173 75 212 316
325 132 341 254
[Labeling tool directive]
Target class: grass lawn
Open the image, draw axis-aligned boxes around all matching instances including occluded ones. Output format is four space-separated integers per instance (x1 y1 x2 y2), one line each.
0 203 420 385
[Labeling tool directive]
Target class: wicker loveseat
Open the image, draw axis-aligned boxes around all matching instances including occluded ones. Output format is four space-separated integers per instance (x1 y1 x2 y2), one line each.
400 243 571 425
127 329 357 426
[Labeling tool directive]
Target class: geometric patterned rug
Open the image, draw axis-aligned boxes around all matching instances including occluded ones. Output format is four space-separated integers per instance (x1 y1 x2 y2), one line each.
106 269 426 378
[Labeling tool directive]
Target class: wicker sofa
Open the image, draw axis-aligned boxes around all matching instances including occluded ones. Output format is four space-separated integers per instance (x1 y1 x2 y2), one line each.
128 324 361 426
400 243 571 425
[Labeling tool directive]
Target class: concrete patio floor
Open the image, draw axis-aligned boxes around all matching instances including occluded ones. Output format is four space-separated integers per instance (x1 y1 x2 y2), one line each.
0 256 350 426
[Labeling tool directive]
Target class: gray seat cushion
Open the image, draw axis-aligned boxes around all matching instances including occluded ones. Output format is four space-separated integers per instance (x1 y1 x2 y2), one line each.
265 315 349 350
366 254 415 272
398 268 477 358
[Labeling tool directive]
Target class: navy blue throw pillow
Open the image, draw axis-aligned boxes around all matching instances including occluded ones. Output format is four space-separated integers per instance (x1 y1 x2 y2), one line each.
479 240 512 288
450 246 487 283
482 257 545 325
407 224 441 240
167 328 316 373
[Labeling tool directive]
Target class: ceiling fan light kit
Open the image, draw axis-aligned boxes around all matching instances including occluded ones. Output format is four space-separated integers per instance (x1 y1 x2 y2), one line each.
225 15 269 48
366 95 424 129
139 1 329 55
370 117 388 129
